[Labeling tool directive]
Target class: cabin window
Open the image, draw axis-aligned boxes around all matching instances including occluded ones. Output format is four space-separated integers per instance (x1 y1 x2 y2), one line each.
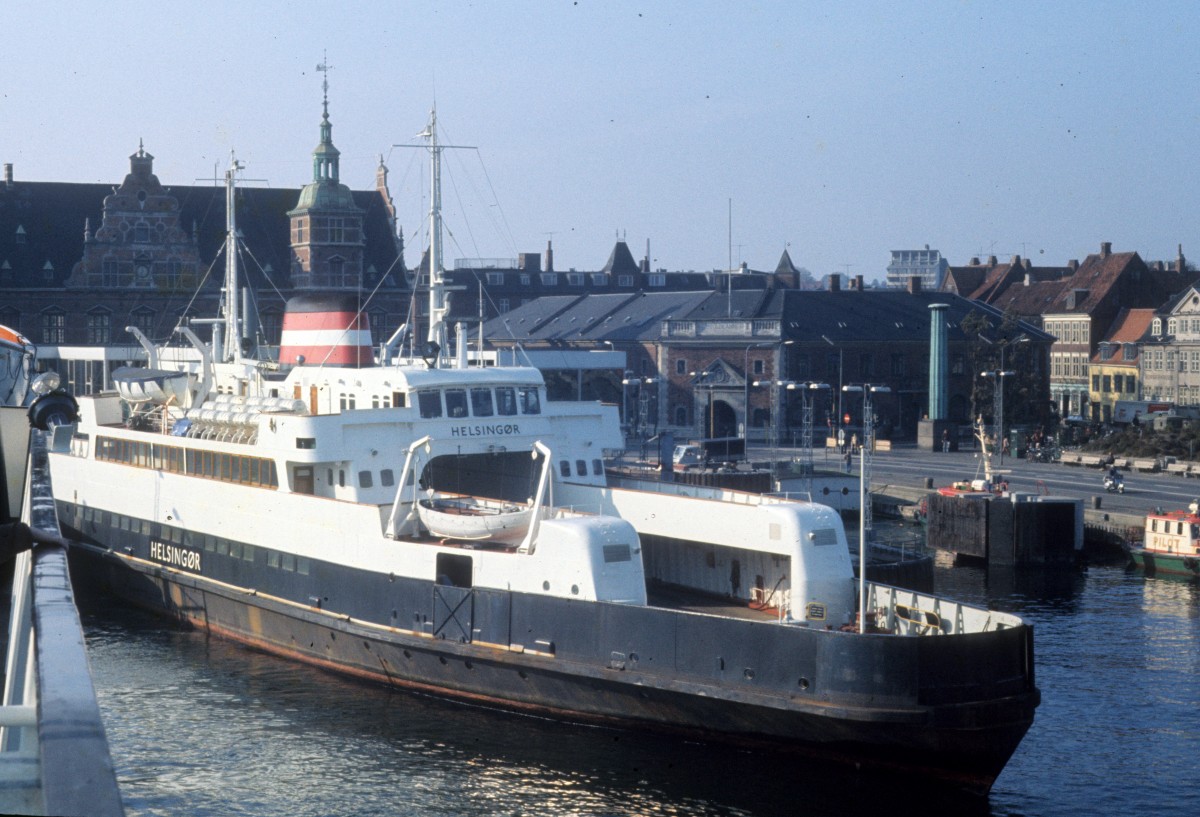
560 460 571 477
418 390 443 418
592 458 603 474
296 437 316 449
358 470 373 488
603 544 631 563
380 469 395 487
445 388 468 418
267 551 280 568
281 553 295 572
519 387 540 414
392 391 406 407
496 387 518 416
810 528 839 546
435 553 473 588
243 544 256 562
470 387 494 417
338 469 346 488
575 459 587 476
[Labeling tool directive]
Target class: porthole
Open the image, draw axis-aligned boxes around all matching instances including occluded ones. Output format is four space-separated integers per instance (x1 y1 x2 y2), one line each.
571 584 579 595
542 580 550 591
798 677 811 690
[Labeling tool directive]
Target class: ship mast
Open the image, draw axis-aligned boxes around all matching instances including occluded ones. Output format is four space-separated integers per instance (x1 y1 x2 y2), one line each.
419 108 449 360
398 109 474 367
222 152 244 363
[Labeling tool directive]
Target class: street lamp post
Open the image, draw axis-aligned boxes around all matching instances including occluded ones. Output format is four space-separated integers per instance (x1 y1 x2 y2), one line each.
743 342 774 444
787 382 830 494
980 336 1027 465
843 383 890 634
691 371 717 438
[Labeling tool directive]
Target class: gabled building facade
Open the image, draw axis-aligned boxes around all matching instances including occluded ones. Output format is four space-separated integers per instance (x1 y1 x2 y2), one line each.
1040 243 1193 417
1088 308 1154 422
1140 283 1200 406
0 95 406 394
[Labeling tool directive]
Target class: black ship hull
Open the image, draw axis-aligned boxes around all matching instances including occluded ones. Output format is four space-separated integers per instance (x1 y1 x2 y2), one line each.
61 506 1037 794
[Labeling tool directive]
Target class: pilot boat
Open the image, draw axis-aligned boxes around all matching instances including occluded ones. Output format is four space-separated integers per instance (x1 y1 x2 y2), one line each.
1131 502 1200 579
44 113 1039 794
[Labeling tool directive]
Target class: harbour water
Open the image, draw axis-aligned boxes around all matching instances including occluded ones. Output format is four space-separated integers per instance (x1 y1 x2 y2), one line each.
77 558 1199 817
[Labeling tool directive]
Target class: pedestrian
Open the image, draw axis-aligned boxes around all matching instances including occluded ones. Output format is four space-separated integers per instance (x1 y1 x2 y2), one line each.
843 448 852 473
1002 437 1011 457
942 428 950 453
850 432 858 452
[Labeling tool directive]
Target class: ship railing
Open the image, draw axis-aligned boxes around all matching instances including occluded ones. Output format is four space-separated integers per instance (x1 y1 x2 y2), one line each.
864 581 1024 637
606 478 797 506
0 432 124 817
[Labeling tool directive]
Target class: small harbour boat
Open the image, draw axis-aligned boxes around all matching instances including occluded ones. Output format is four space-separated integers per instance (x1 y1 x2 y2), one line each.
1130 501 1200 579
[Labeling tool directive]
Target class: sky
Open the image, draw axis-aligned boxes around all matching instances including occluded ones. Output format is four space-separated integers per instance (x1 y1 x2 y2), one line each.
4 0 1200 282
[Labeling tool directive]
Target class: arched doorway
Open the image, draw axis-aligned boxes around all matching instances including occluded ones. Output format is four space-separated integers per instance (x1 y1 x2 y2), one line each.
709 399 737 437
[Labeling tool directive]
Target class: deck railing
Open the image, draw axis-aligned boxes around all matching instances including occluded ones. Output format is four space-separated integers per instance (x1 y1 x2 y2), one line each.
0 432 124 817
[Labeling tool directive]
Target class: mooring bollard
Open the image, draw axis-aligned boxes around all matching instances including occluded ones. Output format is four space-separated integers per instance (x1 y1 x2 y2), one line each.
924 477 934 489
1092 495 1102 510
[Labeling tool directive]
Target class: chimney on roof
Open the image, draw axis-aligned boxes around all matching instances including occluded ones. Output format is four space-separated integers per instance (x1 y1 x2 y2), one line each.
829 274 841 292
1177 243 1186 272
518 252 541 272
1024 272 1031 286
1011 254 1021 266
907 275 922 293
988 255 998 265
3 163 10 188
1101 241 1112 258
545 240 554 273
855 274 864 291
970 256 980 265
641 239 650 274
1069 259 1079 271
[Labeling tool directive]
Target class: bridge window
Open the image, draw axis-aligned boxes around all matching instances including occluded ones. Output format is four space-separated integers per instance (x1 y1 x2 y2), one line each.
496 387 518 416
445 388 468 418
470 387 494 417
519 386 540 414
418 390 442 418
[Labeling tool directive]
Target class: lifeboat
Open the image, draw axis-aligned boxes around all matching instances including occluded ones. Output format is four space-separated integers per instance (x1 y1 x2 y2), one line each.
417 494 533 543
112 366 192 406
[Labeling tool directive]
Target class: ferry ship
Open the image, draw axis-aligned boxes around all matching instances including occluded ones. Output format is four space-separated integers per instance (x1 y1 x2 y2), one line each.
41 114 1039 794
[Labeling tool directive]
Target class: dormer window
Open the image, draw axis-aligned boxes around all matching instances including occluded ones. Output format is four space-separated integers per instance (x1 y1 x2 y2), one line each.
14 225 26 244
1099 343 1114 361
1153 318 1163 336
1168 318 1178 336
